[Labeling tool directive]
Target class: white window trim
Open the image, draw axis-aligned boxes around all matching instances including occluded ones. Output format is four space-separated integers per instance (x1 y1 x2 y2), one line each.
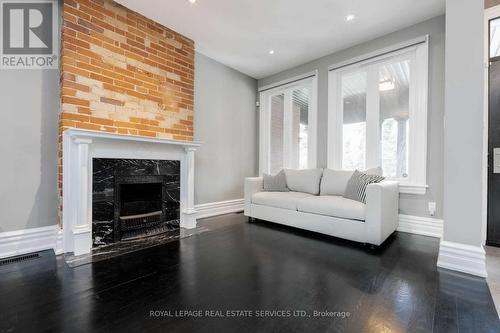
259 73 318 175
327 37 429 195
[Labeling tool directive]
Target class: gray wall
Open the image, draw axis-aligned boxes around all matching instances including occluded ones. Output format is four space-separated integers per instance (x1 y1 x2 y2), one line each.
194 53 258 205
258 15 445 219
0 70 60 233
443 0 484 246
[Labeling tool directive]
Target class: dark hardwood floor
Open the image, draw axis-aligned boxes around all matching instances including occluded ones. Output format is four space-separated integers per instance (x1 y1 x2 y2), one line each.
1 213 499 333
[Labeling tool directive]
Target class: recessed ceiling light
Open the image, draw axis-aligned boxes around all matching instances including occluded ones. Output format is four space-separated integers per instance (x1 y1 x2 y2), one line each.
188 0 196 3
345 14 355 22
269 50 275 55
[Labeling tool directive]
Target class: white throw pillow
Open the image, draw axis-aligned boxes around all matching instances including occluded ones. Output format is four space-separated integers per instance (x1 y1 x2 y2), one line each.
284 168 323 195
320 167 383 196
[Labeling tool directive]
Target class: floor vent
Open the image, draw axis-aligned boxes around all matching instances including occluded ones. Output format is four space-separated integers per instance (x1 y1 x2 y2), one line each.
0 253 41 266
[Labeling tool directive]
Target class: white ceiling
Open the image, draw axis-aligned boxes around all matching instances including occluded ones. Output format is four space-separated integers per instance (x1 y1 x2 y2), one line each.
116 0 445 79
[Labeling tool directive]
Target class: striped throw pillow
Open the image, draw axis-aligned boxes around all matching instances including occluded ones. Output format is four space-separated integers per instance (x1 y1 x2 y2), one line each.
344 170 385 203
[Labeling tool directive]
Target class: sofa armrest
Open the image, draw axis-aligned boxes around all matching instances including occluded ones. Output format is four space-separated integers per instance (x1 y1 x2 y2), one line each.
244 177 263 216
364 181 399 246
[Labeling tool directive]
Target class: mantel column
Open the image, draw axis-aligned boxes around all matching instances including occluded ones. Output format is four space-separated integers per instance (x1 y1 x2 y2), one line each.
182 147 197 229
73 137 92 255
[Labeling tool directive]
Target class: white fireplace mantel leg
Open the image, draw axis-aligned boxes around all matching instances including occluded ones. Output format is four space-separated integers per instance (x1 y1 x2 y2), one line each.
182 147 197 229
73 138 93 255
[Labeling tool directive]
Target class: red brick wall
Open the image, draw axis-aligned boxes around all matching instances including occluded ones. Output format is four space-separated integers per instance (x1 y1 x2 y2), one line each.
486 0 500 8
58 0 195 223
60 0 194 139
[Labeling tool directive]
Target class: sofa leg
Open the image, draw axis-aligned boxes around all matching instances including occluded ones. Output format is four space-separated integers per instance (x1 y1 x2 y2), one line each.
248 217 255 223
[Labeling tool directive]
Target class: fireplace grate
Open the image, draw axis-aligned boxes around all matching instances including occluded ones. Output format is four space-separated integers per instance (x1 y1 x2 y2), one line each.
0 253 40 266
121 221 178 240
120 210 163 232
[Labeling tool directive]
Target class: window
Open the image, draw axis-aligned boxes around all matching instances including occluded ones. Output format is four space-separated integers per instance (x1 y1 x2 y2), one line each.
490 17 500 58
259 75 317 174
328 38 428 194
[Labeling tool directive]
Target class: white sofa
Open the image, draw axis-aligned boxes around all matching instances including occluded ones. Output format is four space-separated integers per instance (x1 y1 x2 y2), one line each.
244 169 399 247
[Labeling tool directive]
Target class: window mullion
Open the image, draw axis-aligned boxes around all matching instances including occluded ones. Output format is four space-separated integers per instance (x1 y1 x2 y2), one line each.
258 92 269 175
308 79 318 169
366 66 380 169
329 73 344 170
283 90 294 169
266 94 273 174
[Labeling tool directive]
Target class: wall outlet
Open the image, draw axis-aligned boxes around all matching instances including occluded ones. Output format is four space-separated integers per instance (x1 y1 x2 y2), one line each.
428 202 436 217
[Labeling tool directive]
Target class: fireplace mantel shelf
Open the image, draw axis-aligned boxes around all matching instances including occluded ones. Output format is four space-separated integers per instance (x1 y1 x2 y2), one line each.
62 128 201 256
65 128 202 148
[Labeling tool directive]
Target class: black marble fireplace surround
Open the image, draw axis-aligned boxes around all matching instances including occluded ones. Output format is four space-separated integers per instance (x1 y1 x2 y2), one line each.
92 158 180 247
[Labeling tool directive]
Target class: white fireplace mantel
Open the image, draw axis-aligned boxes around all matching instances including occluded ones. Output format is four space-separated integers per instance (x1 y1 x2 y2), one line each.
62 128 201 256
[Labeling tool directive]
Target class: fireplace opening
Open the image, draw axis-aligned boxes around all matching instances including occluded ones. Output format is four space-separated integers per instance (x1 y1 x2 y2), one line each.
118 181 163 240
114 175 177 242
120 182 162 217
92 158 180 247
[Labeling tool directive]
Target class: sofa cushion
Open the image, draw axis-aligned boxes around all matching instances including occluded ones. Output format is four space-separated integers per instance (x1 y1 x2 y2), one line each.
284 168 323 195
320 167 383 196
252 191 314 210
366 167 383 176
297 195 366 221
320 169 354 196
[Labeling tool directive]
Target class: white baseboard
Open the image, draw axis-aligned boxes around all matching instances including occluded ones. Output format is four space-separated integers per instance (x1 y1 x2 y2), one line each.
0 225 63 259
397 214 443 238
437 240 487 278
195 199 244 219
55 228 64 255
